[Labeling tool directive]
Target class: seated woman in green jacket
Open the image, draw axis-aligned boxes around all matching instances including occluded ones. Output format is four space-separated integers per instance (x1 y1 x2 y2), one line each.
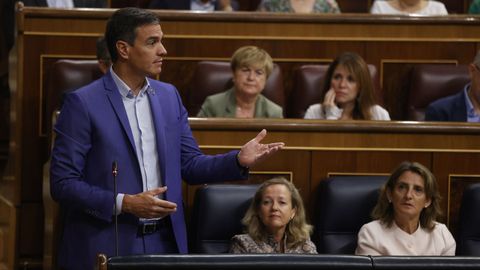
197 46 283 118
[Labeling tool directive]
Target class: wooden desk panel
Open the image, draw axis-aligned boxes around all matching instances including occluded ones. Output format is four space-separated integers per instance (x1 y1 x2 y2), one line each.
189 118 480 232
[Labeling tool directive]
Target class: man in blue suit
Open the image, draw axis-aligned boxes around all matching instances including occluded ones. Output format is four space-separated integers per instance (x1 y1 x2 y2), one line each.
50 7 284 270
425 50 480 122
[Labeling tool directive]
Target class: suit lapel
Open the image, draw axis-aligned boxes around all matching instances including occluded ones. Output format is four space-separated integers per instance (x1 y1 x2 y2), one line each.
453 90 468 121
147 81 167 187
103 73 137 152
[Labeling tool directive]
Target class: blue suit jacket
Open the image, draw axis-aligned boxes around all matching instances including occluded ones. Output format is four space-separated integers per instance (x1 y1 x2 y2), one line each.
50 72 247 270
425 87 468 122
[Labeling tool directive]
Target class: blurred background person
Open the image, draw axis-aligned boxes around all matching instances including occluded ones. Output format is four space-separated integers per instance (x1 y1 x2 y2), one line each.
22 0 106 8
230 177 317 253
370 0 448 15
257 0 340 13
197 46 283 118
95 36 111 74
355 161 455 255
469 0 480 14
149 0 238 11
425 50 480 122
304 52 389 120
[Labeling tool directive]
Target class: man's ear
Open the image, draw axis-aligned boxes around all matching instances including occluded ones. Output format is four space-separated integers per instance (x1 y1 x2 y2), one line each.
116 40 130 60
468 63 477 79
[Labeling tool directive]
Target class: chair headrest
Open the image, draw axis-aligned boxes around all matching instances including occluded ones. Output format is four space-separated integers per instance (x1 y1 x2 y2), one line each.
407 64 469 121
190 184 259 254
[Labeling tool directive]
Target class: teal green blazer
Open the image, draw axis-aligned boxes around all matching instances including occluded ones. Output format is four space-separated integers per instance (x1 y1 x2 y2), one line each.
197 88 283 118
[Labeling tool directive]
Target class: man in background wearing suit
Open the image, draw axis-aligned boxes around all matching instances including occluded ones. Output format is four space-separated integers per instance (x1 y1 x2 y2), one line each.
50 7 283 270
425 50 480 122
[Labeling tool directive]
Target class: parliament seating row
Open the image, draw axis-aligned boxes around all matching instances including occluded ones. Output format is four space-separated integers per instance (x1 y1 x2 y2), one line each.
184 61 470 120
98 254 480 270
189 179 480 256
112 0 475 14
46 59 470 124
42 145 480 268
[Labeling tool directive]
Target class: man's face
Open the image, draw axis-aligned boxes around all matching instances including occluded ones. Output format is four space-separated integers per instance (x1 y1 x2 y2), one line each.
470 63 480 104
125 23 167 77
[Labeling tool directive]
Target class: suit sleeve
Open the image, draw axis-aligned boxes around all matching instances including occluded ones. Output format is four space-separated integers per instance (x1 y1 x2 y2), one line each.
50 92 114 222
355 224 382 256
170 88 247 183
425 104 443 121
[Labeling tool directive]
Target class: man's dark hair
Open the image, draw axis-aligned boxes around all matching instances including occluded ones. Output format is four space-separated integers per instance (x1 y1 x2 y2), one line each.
105 7 160 62
96 36 110 62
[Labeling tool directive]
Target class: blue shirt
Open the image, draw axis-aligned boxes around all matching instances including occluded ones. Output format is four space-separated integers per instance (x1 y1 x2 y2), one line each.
464 84 480 123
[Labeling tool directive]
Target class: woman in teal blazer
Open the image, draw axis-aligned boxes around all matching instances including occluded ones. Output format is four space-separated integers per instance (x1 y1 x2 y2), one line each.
197 46 283 118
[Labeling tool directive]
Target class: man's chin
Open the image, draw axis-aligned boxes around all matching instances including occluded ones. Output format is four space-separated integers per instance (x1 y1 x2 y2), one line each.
147 69 162 78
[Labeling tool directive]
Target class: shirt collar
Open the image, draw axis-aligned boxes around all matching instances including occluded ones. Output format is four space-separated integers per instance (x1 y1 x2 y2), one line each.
110 66 154 99
464 83 478 118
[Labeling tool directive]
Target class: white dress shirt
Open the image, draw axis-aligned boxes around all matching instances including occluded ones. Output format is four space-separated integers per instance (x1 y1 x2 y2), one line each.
110 68 162 215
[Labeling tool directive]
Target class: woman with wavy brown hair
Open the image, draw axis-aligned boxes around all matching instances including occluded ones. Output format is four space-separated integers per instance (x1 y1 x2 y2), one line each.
356 161 455 255
304 52 390 120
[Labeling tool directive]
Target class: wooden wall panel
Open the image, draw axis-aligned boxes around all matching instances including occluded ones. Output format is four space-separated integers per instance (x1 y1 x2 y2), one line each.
432 153 480 237
184 148 311 221
0 197 16 270
188 119 480 231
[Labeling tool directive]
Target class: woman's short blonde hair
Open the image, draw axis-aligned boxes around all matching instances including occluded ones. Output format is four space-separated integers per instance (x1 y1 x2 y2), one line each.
242 177 312 249
230 46 274 78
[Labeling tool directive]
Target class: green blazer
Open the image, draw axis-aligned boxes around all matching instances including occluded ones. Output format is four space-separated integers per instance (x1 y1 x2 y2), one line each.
197 88 283 118
470 0 480 14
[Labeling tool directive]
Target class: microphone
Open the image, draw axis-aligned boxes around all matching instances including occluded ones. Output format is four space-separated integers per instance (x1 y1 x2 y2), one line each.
112 161 119 256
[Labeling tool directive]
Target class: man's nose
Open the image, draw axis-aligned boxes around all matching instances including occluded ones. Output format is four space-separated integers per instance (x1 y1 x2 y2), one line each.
158 44 167 55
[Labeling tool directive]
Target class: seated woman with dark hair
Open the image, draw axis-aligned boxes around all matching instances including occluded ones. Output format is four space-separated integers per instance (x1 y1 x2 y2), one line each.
355 161 456 255
304 52 390 120
230 177 317 254
197 46 283 118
